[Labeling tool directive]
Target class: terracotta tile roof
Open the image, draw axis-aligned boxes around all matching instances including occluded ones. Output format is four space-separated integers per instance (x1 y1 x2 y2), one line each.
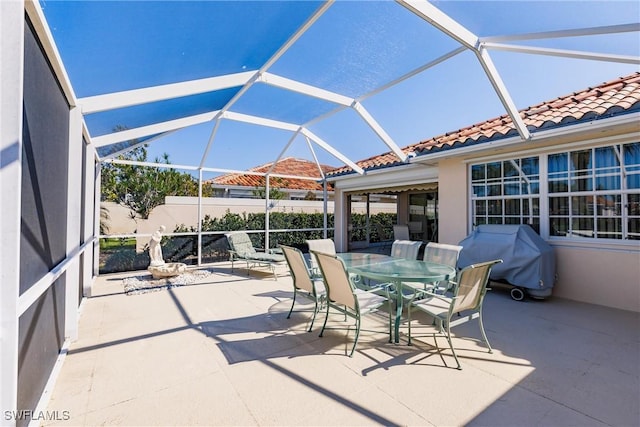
208 157 334 191
329 72 640 176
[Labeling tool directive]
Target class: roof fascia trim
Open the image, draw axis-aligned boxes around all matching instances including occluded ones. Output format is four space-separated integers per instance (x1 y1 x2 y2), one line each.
79 71 255 114
410 112 640 164
463 132 640 166
484 42 640 65
330 163 438 191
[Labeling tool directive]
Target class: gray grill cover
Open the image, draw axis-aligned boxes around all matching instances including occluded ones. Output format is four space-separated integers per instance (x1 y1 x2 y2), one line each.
458 224 555 291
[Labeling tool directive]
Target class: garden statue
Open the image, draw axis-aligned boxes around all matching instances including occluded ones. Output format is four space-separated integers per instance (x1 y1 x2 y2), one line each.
149 225 166 267
147 225 187 279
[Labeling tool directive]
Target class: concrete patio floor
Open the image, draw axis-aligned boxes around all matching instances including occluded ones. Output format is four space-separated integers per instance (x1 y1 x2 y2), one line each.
44 262 639 426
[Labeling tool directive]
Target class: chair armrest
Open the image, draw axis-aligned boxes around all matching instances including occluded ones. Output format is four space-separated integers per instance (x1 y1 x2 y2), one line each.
417 290 455 304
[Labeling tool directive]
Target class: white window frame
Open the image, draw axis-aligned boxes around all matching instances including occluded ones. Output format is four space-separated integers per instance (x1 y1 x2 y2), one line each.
466 136 640 245
469 156 541 233
546 141 640 241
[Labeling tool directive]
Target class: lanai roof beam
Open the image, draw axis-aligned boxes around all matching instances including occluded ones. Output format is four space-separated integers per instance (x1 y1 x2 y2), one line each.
399 0 530 140
481 23 640 43
483 43 640 65
79 72 255 114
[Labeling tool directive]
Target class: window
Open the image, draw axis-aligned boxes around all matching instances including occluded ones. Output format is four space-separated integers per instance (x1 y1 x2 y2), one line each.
549 142 640 240
471 157 540 233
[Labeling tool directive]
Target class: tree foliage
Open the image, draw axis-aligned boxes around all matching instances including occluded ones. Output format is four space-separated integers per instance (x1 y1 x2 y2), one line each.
101 145 214 219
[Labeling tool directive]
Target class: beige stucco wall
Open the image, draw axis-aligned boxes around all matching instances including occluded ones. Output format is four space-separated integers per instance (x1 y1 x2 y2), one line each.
436 157 469 246
551 245 639 312
434 144 640 312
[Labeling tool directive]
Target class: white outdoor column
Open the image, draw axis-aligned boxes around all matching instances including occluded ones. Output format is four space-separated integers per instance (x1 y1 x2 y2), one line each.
333 188 347 252
323 180 328 239
64 106 83 341
265 175 270 250
197 168 203 266
82 144 96 297
0 0 24 419
365 193 371 246
93 163 102 277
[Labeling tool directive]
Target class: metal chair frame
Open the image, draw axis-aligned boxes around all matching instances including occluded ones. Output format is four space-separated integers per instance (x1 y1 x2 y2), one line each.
312 250 391 357
280 245 326 332
407 259 503 369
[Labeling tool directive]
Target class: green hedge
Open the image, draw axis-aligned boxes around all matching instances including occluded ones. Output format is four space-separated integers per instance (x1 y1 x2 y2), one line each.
99 210 397 274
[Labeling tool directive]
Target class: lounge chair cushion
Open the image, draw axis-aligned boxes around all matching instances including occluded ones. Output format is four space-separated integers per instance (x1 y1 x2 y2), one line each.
245 252 285 263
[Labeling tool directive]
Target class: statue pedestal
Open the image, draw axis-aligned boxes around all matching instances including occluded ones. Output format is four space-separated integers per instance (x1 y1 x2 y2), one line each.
148 262 187 279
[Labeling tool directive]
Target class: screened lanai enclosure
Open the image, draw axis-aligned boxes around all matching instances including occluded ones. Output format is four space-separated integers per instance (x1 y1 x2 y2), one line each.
2 0 639 423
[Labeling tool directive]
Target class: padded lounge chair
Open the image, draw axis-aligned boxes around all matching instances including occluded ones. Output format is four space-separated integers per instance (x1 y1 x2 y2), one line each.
280 245 326 332
407 259 502 369
225 231 285 280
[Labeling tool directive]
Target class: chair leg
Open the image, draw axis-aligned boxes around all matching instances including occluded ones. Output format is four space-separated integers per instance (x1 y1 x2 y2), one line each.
350 314 361 357
389 303 393 343
407 304 413 345
287 289 297 319
478 310 493 353
444 322 462 370
308 298 318 332
319 303 330 337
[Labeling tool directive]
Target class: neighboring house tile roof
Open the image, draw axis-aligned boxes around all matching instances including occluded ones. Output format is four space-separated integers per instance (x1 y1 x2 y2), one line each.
329 72 640 176
209 157 335 191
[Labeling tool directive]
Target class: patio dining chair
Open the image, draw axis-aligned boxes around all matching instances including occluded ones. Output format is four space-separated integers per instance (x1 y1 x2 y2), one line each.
280 245 326 332
312 250 391 357
306 238 336 275
390 240 422 260
393 224 410 241
407 259 502 369
421 242 463 294
378 240 423 297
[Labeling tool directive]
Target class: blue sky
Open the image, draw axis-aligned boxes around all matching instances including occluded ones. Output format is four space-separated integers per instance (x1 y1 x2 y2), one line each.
42 1 640 176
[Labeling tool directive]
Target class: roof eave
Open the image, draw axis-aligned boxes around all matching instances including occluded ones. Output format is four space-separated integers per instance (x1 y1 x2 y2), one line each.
410 111 640 165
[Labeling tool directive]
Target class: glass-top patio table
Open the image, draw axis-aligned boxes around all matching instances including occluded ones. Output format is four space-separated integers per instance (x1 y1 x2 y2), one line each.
337 253 456 343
